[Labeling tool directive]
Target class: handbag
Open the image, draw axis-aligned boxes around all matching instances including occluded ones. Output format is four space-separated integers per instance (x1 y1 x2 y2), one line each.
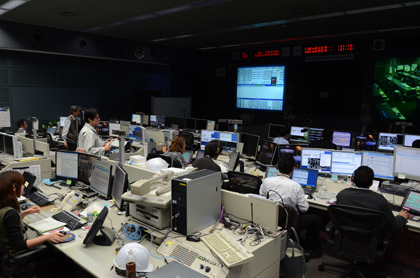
280 227 307 278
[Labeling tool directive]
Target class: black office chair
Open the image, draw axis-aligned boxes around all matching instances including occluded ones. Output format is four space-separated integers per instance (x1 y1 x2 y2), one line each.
179 131 199 153
46 133 64 151
146 153 183 168
0 240 51 278
318 204 394 278
226 171 262 194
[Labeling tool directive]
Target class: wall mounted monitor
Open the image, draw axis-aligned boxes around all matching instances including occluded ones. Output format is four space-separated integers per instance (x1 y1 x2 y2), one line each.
257 140 278 165
90 160 113 199
219 132 239 154
268 124 285 139
59 117 67 127
332 131 353 148
112 163 129 211
55 151 78 181
96 121 109 137
200 130 220 149
301 148 332 174
149 115 158 127
308 128 324 142
185 118 196 130
279 145 304 166
361 151 394 180
393 146 420 182
354 132 378 151
109 123 121 137
330 151 362 175
132 114 141 124
78 153 100 185
195 119 208 131
404 134 420 147
242 134 260 159
378 132 404 151
290 126 309 143
236 65 286 111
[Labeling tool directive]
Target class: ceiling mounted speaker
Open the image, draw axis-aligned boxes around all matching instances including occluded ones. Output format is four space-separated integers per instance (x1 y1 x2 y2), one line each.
373 40 385 51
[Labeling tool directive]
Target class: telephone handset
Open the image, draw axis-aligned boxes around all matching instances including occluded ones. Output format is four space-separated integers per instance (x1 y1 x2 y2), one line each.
61 191 83 211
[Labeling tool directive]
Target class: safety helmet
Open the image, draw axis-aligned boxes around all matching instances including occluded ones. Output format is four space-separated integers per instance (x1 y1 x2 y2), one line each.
114 243 153 275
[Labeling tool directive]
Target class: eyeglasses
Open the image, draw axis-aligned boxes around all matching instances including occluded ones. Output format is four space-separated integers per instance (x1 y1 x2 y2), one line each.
95 116 101 120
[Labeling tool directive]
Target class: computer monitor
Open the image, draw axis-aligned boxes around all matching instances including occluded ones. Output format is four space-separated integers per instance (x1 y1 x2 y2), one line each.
301 148 332 173
242 134 260 159
265 166 279 178
378 132 404 151
279 145 303 166
268 124 285 139
308 128 324 142
185 118 196 130
228 148 240 171
4 134 13 156
354 132 378 151
332 131 353 148
120 121 130 135
46 127 57 134
330 150 362 175
0 133 4 153
195 149 204 160
77 153 100 185
291 168 318 191
128 125 142 141
257 140 278 165
219 132 239 153
83 207 113 246
142 115 149 126
56 151 78 182
404 134 420 147
200 130 220 149
96 121 109 137
90 160 113 199
108 123 121 137
196 119 207 131
158 116 165 128
290 126 309 143
393 146 420 182
207 120 215 131
112 163 129 211
182 151 193 164
132 114 141 124
59 117 67 127
361 151 394 180
401 189 420 216
149 115 158 127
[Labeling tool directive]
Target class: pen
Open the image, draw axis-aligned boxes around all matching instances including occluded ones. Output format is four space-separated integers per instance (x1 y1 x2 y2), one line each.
313 197 316 201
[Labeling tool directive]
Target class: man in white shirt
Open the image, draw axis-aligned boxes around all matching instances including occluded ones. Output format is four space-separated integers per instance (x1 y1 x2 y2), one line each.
62 105 80 151
78 108 111 156
273 126 290 144
260 153 322 260
16 119 28 134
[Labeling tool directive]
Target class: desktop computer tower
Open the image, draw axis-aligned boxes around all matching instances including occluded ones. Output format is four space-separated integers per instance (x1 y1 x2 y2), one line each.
171 170 222 235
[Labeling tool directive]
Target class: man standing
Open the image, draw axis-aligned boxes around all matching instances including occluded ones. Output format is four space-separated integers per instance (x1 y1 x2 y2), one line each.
16 119 28 134
62 105 80 151
78 108 111 156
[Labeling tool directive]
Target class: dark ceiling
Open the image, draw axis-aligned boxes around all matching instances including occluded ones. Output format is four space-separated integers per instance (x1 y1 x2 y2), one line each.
0 0 419 50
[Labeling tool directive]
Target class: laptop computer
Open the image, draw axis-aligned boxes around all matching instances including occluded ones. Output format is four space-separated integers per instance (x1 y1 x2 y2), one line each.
182 151 193 164
146 262 206 278
195 149 205 160
291 167 319 195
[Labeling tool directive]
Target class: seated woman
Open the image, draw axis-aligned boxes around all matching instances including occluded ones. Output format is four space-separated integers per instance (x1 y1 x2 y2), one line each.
162 135 189 168
0 171 65 264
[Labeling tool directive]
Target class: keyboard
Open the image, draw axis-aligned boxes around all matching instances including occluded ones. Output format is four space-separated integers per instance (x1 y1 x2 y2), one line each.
317 191 337 199
388 203 402 212
52 210 86 230
29 191 54 207
303 188 315 196
201 229 254 268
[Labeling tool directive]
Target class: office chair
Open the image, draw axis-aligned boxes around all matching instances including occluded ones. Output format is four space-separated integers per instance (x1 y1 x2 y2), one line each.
146 153 183 168
318 204 394 278
0 240 51 278
226 171 262 194
179 131 199 153
46 133 64 151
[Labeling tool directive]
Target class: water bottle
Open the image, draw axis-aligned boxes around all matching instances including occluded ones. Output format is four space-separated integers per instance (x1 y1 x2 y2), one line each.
87 200 93 223
126 249 136 278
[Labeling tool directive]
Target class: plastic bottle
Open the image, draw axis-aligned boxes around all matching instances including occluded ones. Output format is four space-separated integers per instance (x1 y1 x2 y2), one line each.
126 249 136 278
87 200 93 223
93 210 98 222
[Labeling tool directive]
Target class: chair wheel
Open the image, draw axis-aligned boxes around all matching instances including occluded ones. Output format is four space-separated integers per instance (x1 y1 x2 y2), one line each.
318 265 325 272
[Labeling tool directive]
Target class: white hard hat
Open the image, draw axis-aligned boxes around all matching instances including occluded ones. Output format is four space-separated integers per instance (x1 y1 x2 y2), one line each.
114 243 153 273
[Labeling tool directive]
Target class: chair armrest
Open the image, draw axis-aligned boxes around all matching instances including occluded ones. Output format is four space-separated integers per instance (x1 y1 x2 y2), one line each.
13 244 48 264
382 233 397 247
325 221 334 233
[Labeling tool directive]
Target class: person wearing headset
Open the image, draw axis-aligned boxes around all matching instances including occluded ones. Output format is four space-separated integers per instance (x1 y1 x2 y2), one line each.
193 140 225 172
16 119 28 134
162 135 190 168
337 166 408 233
0 171 65 265
62 105 80 151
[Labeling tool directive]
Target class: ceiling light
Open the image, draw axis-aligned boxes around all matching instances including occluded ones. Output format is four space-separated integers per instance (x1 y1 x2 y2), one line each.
155 5 192 16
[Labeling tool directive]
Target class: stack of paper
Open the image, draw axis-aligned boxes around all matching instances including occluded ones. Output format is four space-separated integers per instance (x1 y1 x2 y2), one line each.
25 217 66 233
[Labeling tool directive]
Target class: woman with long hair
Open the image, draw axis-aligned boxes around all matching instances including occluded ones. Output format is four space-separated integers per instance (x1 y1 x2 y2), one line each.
162 135 189 167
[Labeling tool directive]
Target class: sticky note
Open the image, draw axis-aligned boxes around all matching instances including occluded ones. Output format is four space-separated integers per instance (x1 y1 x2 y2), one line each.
331 174 338 181
24 181 29 187
398 174 406 179
66 180 72 185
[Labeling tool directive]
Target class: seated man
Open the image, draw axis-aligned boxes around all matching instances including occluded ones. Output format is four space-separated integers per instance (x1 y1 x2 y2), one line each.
259 153 322 260
337 166 408 233
273 126 290 145
193 140 224 172
16 119 28 134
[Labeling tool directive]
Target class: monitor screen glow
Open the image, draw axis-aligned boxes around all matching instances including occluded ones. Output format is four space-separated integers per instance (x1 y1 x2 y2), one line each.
332 131 352 148
378 132 404 151
393 146 420 182
200 130 220 149
330 151 362 175
290 126 309 143
361 151 394 180
404 134 420 147
301 148 332 173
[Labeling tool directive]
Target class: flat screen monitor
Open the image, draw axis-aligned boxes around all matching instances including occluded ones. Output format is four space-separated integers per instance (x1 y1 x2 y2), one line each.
109 123 121 137
0 133 4 153
291 168 318 190
279 145 303 165
46 127 57 134
96 121 109 137
4 134 13 156
257 140 278 165
164 116 184 129
242 134 260 159
401 189 420 216
393 146 420 182
404 134 420 147
378 132 404 151
308 128 324 142
59 117 67 127
301 148 332 174
158 116 165 128
182 151 193 164
142 115 149 126
83 206 110 246
56 151 78 181
207 120 215 131
196 119 207 131
195 149 205 160
332 131 353 148
78 153 99 185
185 118 196 130
150 115 158 127
265 166 279 178
132 114 141 124
228 148 240 171
219 132 239 153
112 163 129 210
236 65 286 111
290 126 309 143
268 124 285 139
200 130 220 149
90 160 113 198
128 125 142 141
361 151 394 180
354 132 378 151
330 151 362 175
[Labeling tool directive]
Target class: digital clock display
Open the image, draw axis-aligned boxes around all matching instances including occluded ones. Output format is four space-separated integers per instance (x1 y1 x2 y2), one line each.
304 44 354 54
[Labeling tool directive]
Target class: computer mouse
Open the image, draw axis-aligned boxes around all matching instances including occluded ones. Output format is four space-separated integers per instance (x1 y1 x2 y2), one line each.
413 216 420 221
186 235 201 242
59 231 67 236
329 198 337 204
307 195 313 200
